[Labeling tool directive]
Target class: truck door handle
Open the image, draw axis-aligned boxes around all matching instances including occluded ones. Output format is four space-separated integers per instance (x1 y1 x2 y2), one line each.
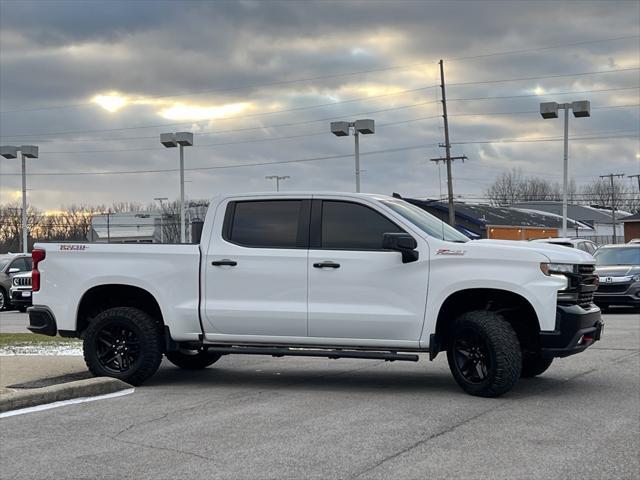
211 259 237 267
313 261 340 269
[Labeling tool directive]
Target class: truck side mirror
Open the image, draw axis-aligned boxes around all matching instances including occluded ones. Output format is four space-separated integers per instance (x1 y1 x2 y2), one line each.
382 233 419 263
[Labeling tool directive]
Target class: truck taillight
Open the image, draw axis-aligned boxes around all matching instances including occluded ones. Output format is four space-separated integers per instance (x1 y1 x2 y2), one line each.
32 249 46 292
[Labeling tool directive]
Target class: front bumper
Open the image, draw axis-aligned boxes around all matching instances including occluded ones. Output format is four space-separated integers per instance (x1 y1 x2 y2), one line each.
539 305 603 358
10 290 33 307
27 305 58 336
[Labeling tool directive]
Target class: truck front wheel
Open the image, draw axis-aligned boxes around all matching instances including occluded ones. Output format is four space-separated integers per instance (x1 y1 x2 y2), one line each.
446 311 522 397
83 307 163 386
165 348 222 370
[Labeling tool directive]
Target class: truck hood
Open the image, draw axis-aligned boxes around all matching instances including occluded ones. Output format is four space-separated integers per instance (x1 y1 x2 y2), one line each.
467 239 594 264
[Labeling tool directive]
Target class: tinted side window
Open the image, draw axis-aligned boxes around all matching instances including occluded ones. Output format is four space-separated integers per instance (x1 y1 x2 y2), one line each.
321 201 403 250
229 200 302 248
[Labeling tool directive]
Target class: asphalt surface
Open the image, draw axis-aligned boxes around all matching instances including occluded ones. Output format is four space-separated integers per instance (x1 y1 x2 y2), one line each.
0 312 638 480
0 310 30 333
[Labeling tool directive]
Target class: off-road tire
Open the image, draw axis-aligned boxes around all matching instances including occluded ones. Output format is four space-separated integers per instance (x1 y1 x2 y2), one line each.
521 353 553 378
165 349 222 370
83 307 163 386
447 310 522 397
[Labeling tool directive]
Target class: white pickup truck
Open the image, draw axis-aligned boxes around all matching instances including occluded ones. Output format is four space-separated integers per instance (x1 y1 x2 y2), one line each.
28 192 603 397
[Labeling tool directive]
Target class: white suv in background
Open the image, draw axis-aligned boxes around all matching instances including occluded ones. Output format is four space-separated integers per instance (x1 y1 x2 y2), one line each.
530 238 598 255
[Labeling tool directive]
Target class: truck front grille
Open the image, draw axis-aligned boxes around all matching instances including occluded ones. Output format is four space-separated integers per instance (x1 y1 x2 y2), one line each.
576 264 598 308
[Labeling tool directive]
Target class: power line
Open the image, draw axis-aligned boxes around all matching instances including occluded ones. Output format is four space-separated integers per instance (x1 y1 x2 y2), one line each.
447 67 639 87
29 103 639 155
447 86 639 103
0 98 439 140
4 85 636 146
2 34 637 115
1 67 637 139
445 34 640 62
0 133 636 178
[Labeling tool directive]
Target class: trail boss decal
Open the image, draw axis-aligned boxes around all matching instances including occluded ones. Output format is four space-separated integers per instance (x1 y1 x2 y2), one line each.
435 248 465 256
59 244 88 251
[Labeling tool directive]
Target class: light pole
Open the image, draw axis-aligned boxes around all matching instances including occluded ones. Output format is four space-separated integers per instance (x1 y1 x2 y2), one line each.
330 119 375 193
154 197 168 243
265 175 290 192
160 132 193 244
540 101 590 237
0 145 38 253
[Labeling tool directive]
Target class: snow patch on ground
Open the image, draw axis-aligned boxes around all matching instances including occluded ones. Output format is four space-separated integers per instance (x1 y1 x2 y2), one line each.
0 344 83 356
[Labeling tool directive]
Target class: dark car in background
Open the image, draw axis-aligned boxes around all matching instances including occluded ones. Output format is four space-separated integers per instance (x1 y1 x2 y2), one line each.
593 245 640 311
0 253 33 311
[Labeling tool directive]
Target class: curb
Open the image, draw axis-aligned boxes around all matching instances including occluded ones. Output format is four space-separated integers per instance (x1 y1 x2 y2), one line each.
0 377 132 414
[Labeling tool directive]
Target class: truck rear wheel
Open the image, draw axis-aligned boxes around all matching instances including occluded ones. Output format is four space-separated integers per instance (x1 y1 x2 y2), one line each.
165 348 222 370
446 311 522 397
83 307 163 386
521 353 553 378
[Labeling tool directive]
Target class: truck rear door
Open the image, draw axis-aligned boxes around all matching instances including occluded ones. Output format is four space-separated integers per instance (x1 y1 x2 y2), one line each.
202 197 311 337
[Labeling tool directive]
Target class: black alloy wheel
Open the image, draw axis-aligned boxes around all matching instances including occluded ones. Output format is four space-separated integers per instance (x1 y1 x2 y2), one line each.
95 324 142 374
452 329 491 384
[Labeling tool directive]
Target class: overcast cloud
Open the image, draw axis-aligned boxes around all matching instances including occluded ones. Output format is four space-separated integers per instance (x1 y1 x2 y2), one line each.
0 0 638 210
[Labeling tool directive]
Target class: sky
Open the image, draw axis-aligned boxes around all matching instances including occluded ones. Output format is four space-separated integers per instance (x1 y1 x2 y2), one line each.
0 0 639 211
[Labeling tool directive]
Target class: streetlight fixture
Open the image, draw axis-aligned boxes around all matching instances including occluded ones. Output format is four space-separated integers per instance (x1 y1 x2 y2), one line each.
330 119 375 193
540 101 590 237
160 132 193 243
154 197 168 243
265 175 290 192
0 145 38 253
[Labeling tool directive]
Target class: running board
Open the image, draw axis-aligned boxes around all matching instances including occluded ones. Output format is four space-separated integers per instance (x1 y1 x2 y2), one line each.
208 346 420 362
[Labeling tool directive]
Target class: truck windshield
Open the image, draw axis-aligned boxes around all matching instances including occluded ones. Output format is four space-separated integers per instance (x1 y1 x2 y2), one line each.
594 247 640 266
379 199 469 243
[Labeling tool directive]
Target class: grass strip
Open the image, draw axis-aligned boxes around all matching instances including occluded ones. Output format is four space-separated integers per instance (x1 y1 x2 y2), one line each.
0 333 81 347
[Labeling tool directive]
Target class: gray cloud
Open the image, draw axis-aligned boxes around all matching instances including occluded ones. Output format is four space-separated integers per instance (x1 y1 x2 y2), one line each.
0 0 638 210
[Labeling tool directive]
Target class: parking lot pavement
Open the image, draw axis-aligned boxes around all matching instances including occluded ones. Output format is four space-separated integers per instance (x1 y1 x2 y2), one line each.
0 311 638 480
0 310 31 334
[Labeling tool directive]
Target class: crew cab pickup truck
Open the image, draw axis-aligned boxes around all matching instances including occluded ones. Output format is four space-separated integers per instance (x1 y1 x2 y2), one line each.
28 193 604 397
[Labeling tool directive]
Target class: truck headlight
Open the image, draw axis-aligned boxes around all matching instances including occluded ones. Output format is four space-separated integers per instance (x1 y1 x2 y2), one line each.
633 274 640 282
12 278 19 286
540 263 575 275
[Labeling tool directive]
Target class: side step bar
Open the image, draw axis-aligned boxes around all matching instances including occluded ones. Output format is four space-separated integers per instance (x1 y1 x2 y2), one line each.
208 346 420 362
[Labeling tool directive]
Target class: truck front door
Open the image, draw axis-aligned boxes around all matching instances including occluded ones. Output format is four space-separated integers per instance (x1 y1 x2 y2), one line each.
307 199 429 343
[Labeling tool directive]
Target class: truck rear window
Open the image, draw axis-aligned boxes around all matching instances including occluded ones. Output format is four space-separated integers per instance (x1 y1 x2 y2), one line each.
228 200 302 248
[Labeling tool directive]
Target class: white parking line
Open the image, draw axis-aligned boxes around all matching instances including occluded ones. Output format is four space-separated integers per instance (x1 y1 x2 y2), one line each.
0 388 135 418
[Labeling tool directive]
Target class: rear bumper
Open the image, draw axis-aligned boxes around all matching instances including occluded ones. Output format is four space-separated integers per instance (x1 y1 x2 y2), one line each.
27 305 57 336
539 305 603 358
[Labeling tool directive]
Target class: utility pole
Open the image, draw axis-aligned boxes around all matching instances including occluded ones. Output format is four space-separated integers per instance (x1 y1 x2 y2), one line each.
429 154 468 215
600 173 625 244
628 174 640 192
438 59 456 226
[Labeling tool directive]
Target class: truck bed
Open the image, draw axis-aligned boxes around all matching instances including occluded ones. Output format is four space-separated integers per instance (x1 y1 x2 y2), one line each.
33 243 203 341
